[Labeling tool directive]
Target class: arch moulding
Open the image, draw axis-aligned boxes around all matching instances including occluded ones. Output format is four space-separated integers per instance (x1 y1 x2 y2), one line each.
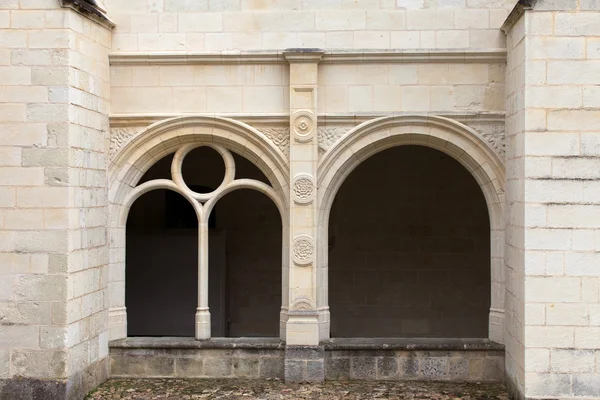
316 115 506 343
106 116 291 341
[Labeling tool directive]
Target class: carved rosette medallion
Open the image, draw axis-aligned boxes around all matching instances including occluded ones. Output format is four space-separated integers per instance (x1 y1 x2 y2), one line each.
292 174 315 205
291 110 316 143
292 235 315 266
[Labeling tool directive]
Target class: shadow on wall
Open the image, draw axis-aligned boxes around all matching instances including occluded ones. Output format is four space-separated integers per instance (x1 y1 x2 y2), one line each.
329 145 491 338
125 147 282 338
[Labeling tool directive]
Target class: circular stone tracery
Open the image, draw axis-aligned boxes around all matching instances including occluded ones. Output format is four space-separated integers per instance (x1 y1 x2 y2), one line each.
292 174 315 204
292 235 315 266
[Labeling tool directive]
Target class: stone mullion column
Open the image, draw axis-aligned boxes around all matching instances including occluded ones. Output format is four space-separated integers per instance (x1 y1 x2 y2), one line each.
283 50 325 383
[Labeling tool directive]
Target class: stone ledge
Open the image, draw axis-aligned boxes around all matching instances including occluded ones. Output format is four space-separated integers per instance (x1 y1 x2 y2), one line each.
110 337 285 350
323 338 505 351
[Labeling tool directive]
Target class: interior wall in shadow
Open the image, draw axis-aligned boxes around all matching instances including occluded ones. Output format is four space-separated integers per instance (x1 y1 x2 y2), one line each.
328 145 491 338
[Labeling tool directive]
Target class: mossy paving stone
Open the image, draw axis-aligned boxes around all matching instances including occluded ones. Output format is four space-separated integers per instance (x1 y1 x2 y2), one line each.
86 379 508 400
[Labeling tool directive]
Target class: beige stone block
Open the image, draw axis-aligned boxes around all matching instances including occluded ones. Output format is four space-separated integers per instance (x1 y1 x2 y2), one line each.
435 30 468 48
396 0 424 8
5 210 44 230
555 13 600 36
525 303 545 326
402 86 430 111
588 39 600 60
158 13 177 32
469 29 505 48
323 86 348 112
32 66 68 86
549 61 600 85
548 110 600 131
262 32 298 48
583 86 600 107
172 87 207 113
547 204 600 229
373 85 401 112
527 277 581 303
112 34 138 51
243 86 285 112
489 9 510 29
388 64 417 84
406 9 453 30
348 86 373 112
16 186 69 207
26 103 68 122
420 31 434 48
0 30 26 48
592 305 600 326
325 31 354 48
454 85 483 109
529 37 585 60
0 66 30 85
565 252 600 276
525 228 572 251
524 326 574 348
417 64 448 84
526 132 579 156
0 325 39 348
581 133 600 156
0 104 25 122
430 86 454 110
342 0 379 9
449 64 488 84
547 304 589 327
28 30 69 49
298 32 325 47
11 11 45 29
575 328 600 349
366 10 405 30
354 31 390 48
0 147 20 166
206 86 243 112
130 14 158 33
390 31 419 48
12 350 67 378
179 13 222 32
550 349 596 373
131 66 160 87
165 0 208 12
138 33 186 51
111 87 172 113
316 10 366 30
525 348 549 372
454 9 488 29
159 65 194 86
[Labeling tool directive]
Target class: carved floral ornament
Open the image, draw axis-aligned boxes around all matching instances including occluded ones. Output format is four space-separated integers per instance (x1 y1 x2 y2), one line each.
292 174 315 205
292 235 315 266
291 110 316 143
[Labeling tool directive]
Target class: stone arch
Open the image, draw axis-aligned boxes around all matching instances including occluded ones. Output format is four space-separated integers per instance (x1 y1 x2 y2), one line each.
317 115 505 343
107 116 290 341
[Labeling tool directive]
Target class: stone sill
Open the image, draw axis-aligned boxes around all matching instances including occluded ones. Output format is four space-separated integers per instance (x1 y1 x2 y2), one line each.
323 338 504 351
110 337 285 350
110 337 503 352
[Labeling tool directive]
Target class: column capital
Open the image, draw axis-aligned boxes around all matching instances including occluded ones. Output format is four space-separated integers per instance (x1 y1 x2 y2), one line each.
283 49 325 63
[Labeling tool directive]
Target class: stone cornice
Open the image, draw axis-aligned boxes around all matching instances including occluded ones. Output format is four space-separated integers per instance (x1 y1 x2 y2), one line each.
109 112 506 128
60 0 115 29
501 0 533 33
109 49 507 66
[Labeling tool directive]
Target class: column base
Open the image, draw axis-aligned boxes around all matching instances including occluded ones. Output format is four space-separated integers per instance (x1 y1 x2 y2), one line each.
195 309 211 340
284 345 325 383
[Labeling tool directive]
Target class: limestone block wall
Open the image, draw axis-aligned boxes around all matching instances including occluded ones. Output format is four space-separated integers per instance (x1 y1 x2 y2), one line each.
503 8 525 399
0 0 111 398
104 0 515 52
110 64 290 115
504 1 600 398
318 63 505 114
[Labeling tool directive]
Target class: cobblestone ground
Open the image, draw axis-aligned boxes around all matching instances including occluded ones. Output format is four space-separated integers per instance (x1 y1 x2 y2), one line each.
86 379 509 400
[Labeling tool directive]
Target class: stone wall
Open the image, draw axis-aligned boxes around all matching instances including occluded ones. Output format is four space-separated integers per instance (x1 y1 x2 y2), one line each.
503 5 526 399
104 0 515 52
504 1 600 398
329 145 490 338
0 1 112 399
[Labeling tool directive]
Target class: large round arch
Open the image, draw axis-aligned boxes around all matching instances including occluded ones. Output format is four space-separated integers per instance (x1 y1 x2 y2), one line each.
107 116 290 341
317 115 505 343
